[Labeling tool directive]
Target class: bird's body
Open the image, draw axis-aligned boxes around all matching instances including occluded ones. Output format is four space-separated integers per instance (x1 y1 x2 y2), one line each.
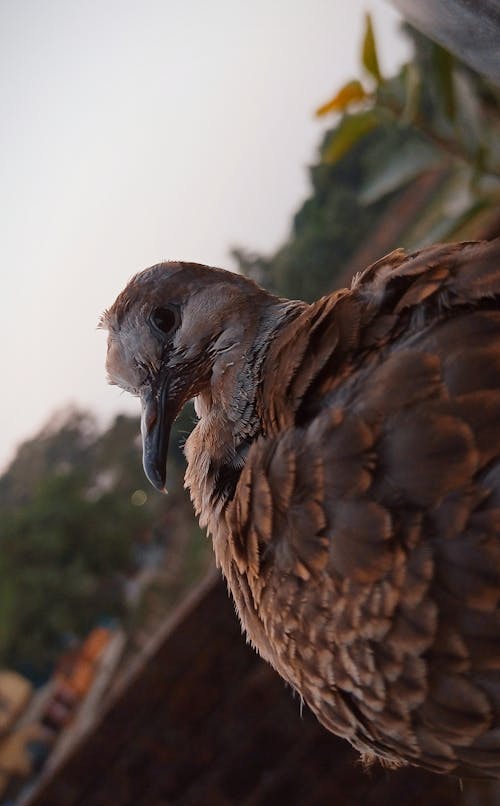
104 239 500 778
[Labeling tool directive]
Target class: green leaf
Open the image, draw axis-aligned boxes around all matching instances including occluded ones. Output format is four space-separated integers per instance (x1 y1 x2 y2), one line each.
316 80 368 117
322 111 380 164
432 43 456 122
360 138 441 204
401 63 422 125
362 13 382 84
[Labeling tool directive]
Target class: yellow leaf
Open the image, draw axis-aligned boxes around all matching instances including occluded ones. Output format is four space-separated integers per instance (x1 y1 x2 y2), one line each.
362 13 382 84
316 80 368 117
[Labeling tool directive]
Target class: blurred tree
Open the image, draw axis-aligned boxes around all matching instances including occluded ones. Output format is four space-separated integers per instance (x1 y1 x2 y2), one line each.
233 18 500 299
318 16 500 226
0 472 139 673
233 126 399 301
0 405 202 674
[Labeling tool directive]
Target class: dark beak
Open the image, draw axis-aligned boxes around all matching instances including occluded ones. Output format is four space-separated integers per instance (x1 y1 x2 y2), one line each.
140 374 175 493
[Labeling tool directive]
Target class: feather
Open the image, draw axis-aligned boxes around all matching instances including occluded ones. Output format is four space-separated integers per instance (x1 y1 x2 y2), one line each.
104 238 500 778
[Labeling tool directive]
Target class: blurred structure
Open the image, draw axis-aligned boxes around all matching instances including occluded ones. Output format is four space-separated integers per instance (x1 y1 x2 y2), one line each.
389 0 500 85
0 673 37 799
24 575 499 805
0 673 32 735
0 628 125 803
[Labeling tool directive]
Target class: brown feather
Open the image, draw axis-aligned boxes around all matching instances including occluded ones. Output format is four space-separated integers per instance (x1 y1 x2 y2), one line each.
104 238 500 779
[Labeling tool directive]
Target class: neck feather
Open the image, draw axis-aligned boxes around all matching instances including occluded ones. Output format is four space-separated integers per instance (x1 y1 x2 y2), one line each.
183 298 306 531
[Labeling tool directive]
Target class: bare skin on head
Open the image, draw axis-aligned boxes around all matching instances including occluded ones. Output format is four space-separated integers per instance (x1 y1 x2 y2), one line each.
103 241 500 779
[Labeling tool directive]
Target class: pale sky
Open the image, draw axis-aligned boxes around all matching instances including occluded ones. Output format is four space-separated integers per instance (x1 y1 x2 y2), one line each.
0 0 408 471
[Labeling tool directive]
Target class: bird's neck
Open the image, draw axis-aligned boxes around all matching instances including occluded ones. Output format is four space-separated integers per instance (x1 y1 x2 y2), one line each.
184 297 306 534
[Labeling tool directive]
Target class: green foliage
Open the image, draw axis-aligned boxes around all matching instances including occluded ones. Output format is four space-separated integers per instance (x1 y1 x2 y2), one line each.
0 406 200 674
316 19 500 224
322 110 380 164
234 21 500 301
0 474 137 671
234 121 418 301
358 137 439 205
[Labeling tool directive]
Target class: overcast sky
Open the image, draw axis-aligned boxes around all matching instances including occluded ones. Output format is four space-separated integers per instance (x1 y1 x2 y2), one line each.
0 0 409 470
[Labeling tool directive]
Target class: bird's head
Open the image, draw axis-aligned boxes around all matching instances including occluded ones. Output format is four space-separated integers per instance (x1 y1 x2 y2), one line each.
101 261 274 493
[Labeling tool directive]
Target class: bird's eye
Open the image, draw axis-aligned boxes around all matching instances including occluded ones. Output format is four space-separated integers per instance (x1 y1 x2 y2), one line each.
150 305 180 337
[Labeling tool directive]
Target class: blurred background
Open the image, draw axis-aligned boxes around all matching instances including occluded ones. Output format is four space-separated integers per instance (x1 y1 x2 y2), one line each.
1 1 500 802
0 0 409 473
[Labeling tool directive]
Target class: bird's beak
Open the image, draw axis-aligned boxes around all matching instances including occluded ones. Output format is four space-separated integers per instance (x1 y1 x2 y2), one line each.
140 374 175 494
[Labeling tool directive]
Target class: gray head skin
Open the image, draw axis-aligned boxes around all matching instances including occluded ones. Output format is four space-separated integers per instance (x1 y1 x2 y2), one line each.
101 261 291 492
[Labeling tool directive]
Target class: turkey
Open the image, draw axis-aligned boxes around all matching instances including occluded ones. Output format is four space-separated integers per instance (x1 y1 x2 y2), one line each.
102 239 500 778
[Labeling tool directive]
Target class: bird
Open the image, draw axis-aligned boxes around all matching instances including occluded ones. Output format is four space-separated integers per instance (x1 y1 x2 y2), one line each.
102 239 500 779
